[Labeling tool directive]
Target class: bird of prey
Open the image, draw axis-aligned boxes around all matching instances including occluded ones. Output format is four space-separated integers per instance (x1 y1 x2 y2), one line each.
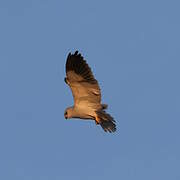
64 51 116 133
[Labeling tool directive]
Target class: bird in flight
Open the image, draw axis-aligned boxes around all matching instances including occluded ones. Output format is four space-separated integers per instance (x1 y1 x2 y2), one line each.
64 51 116 133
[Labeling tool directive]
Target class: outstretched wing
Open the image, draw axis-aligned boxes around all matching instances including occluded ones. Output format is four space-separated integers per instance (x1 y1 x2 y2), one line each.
65 51 101 109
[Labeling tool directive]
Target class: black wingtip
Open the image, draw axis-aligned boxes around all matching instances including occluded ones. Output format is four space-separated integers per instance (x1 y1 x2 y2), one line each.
74 50 79 55
67 52 71 58
66 50 97 84
68 51 80 57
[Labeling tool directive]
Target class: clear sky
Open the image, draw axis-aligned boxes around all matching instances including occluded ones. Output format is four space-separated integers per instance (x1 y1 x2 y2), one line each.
0 0 180 179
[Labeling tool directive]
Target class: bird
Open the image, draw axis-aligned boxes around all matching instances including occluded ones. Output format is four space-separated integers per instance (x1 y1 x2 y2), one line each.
64 51 116 133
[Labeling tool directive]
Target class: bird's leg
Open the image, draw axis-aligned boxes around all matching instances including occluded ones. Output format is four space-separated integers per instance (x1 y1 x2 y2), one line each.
95 115 100 125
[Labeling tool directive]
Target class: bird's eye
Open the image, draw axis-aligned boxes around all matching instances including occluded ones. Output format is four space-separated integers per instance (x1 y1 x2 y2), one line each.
64 111 67 116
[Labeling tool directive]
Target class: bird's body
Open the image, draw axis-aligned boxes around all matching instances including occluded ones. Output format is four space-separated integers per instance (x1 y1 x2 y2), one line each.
64 51 116 132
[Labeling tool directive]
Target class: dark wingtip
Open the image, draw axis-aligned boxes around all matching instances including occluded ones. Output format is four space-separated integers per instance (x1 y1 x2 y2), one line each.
66 50 97 84
67 52 71 59
74 50 79 55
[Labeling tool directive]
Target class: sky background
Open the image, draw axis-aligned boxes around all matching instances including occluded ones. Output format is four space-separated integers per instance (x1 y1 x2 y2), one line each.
0 0 180 179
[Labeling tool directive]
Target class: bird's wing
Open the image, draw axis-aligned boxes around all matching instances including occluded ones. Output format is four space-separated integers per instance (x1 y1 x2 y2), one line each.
65 51 101 109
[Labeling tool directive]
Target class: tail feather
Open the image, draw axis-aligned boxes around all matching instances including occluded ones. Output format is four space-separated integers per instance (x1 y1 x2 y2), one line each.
96 110 116 133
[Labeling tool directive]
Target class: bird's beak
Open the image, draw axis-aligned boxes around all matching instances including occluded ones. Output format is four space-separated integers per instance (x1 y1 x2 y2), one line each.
64 77 67 84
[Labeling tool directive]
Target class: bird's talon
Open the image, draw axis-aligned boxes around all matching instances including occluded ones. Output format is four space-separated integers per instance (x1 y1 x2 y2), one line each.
95 116 100 125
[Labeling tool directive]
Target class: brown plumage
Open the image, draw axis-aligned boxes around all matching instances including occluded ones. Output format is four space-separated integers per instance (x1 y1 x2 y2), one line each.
64 51 116 133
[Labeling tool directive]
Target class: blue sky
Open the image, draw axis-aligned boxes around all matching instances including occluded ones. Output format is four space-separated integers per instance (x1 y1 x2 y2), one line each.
0 0 180 179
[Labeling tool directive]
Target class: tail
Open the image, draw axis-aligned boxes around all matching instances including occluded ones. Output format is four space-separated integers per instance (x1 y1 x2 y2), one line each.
96 110 116 133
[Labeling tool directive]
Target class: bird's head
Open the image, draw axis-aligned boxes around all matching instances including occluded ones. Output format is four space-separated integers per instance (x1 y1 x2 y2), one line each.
64 107 73 119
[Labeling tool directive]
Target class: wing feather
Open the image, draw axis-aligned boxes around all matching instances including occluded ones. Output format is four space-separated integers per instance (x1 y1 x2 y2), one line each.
65 51 101 108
